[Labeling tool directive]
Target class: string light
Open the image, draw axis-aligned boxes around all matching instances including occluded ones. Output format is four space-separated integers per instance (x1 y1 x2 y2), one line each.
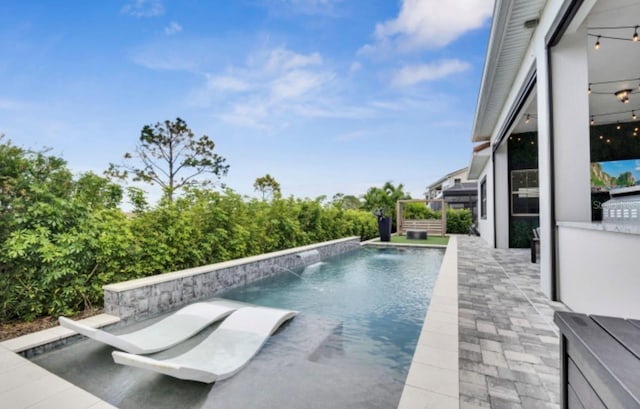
588 24 640 48
589 109 639 124
617 121 621 130
588 84 592 94
525 114 530 124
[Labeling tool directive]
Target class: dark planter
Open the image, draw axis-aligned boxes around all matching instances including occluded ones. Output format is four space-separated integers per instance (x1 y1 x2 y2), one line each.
378 216 391 242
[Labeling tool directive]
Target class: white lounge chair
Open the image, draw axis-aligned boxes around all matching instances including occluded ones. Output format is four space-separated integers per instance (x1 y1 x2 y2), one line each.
112 306 297 383
59 299 247 354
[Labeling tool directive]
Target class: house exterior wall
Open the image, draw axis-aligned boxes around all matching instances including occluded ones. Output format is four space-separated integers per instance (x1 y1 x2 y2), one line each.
477 162 495 246
427 168 471 199
474 0 640 311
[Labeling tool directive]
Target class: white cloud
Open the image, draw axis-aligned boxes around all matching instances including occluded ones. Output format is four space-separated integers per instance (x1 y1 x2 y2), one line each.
391 59 470 87
361 0 493 55
265 49 322 72
270 70 331 102
164 21 182 35
207 75 250 91
291 103 374 119
199 47 347 129
121 0 165 17
349 61 362 73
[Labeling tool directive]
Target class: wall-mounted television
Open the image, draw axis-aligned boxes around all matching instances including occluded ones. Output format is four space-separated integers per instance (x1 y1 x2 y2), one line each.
590 159 640 192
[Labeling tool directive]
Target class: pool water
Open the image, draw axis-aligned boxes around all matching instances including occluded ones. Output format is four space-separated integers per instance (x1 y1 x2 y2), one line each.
32 246 444 409
219 246 443 376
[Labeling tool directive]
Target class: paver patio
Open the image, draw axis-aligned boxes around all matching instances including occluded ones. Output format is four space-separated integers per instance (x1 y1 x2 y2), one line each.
457 235 569 409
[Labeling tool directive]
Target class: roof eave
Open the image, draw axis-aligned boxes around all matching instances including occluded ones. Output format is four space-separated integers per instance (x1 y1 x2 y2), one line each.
471 0 513 142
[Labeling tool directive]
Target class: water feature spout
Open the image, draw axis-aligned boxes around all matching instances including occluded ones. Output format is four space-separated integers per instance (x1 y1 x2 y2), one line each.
296 249 321 265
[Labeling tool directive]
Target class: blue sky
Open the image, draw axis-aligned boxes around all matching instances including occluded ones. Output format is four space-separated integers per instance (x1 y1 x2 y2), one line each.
0 0 494 202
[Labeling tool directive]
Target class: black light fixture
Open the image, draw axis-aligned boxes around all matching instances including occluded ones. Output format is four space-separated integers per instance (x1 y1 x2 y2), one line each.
615 89 632 103
594 36 601 50
633 110 637 120
634 25 639 42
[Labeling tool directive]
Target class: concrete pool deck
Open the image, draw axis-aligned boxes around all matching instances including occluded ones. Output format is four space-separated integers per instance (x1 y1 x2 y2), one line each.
0 235 565 408
0 314 119 409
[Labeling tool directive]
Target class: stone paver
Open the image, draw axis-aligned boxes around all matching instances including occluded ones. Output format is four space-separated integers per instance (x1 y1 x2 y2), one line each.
457 236 568 409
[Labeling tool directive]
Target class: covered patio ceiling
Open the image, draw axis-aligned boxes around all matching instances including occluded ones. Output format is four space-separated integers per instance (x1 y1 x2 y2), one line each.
472 0 640 143
586 0 640 126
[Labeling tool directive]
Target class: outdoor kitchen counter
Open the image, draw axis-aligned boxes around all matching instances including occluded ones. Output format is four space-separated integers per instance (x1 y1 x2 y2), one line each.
557 221 640 235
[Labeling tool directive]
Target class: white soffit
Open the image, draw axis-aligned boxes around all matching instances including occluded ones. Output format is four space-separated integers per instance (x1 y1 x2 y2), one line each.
472 0 547 142
468 145 491 180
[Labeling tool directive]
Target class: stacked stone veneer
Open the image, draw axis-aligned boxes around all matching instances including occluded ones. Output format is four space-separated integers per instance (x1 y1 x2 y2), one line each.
103 236 360 321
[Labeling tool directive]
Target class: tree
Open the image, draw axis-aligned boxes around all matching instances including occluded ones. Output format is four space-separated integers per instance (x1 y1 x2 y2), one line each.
108 118 229 202
361 181 411 231
253 174 281 201
331 193 362 210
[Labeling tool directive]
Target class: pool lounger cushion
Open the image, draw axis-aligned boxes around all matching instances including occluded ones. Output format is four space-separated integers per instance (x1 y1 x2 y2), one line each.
59 299 247 354
112 306 297 383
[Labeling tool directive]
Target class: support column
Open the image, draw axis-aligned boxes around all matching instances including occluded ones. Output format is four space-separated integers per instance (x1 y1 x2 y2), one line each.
494 142 510 249
537 45 554 298
550 28 591 223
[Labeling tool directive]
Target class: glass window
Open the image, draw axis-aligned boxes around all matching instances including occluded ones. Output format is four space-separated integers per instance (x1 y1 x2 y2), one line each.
511 169 539 215
480 177 487 219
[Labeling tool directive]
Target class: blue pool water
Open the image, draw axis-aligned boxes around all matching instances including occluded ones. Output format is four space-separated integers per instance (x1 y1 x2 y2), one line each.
32 246 444 409
218 246 444 380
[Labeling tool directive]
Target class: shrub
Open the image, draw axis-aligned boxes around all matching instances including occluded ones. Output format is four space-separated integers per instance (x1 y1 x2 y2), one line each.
446 208 473 234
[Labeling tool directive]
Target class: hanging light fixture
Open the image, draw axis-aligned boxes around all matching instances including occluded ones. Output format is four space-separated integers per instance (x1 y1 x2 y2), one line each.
633 110 637 120
615 89 631 103
594 36 601 50
525 114 531 124
634 26 639 42
590 115 595 125
617 121 621 130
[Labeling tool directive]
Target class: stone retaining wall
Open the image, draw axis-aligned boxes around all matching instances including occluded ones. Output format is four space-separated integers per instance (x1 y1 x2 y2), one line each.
103 237 360 321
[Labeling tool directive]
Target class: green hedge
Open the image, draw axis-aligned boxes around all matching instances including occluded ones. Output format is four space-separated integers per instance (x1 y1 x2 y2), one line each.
0 189 378 321
446 208 473 234
0 139 379 321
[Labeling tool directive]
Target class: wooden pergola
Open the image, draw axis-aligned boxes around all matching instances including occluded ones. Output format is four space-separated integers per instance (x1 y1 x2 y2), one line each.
396 199 447 236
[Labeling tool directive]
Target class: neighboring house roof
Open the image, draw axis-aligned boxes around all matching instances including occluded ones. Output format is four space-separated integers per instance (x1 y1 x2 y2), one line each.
426 167 469 190
471 0 547 142
443 182 478 197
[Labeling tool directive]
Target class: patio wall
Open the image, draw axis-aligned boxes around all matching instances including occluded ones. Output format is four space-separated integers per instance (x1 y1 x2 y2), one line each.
557 223 640 319
103 236 360 321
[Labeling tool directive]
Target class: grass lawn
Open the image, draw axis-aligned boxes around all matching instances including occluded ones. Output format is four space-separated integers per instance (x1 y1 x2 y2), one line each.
388 235 449 246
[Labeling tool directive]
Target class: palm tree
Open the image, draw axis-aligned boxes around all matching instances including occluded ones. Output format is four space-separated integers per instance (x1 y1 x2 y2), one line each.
362 181 411 231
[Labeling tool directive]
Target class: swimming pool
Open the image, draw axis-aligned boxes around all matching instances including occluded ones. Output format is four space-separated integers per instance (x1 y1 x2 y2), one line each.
32 245 444 408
